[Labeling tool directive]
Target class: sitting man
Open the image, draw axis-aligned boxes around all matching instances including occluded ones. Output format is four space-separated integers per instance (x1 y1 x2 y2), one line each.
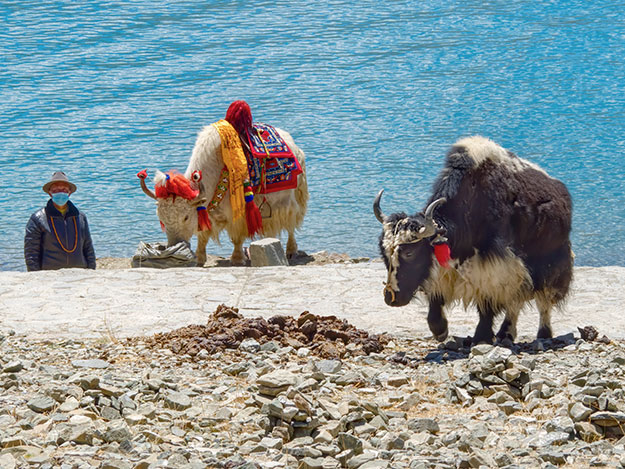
24 171 96 271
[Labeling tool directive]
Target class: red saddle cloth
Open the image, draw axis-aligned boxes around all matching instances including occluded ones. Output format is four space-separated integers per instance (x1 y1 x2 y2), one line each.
246 123 303 194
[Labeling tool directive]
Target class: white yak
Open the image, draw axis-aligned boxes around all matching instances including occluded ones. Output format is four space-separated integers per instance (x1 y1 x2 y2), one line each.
138 102 308 266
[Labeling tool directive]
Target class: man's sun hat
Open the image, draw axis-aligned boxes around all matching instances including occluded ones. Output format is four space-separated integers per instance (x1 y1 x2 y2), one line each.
42 171 77 194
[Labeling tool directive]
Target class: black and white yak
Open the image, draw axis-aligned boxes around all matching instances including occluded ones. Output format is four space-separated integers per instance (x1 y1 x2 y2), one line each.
374 136 573 344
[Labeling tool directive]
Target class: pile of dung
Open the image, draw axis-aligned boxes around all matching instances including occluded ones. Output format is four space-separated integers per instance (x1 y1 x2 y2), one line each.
132 304 388 359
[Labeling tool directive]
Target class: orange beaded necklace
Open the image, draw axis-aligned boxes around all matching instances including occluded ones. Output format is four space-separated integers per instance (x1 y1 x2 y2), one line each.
50 217 78 253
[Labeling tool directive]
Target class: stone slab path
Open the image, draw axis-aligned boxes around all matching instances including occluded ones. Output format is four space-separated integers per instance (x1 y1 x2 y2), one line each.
0 263 623 341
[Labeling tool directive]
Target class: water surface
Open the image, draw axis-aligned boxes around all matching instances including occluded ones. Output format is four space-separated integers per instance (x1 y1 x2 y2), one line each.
2 1 624 270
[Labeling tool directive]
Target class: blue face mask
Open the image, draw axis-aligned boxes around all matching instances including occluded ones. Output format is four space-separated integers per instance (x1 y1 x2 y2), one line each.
51 192 70 206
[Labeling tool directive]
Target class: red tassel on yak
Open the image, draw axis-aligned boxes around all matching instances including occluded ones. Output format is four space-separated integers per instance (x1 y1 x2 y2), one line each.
434 243 452 268
244 182 262 237
225 100 262 236
196 206 212 232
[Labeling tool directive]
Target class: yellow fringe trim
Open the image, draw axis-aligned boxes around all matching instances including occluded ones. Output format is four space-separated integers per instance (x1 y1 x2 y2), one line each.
212 119 247 222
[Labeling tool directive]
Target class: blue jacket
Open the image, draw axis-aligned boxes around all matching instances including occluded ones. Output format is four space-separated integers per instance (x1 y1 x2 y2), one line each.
24 200 96 271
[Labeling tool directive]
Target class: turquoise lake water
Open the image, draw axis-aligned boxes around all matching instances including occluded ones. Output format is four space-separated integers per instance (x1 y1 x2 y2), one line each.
2 1 624 270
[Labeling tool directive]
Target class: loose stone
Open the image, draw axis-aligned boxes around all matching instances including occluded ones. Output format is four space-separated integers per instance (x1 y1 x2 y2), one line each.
71 359 111 369
2 315 625 467
27 395 57 413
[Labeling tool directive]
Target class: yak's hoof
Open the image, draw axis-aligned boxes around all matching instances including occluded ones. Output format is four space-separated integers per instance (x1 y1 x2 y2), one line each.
496 319 516 345
495 330 515 346
472 334 494 345
428 317 448 343
537 326 553 340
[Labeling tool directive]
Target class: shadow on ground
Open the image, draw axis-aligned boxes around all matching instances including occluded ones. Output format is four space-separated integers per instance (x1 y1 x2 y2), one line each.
390 325 610 368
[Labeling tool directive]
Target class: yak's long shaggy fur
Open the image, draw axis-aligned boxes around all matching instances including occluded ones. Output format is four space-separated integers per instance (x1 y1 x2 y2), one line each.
378 135 573 343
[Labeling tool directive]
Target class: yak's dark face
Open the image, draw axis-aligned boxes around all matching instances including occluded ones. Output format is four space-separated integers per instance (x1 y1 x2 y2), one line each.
378 212 435 306
374 190 446 307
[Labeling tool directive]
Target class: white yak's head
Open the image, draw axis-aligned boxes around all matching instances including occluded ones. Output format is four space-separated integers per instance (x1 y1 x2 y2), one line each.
138 169 208 246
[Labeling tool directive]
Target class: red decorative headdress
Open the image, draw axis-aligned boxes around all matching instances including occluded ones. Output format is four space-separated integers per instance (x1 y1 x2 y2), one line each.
137 169 211 232
225 100 253 136
154 171 199 200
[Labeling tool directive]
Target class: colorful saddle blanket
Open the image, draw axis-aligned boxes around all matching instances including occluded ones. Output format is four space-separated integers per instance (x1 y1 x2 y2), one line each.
246 123 303 194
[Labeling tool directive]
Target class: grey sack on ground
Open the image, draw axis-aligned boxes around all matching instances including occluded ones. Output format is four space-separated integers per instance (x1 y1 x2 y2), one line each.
131 241 196 269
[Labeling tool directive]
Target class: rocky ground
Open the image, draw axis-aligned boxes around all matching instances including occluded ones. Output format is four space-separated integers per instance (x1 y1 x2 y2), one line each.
2 305 625 469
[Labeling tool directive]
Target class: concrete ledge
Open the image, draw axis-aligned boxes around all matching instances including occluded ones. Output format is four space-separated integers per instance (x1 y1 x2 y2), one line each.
0 264 623 341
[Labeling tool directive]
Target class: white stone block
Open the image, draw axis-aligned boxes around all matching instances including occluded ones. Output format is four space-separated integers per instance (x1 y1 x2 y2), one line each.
249 238 288 267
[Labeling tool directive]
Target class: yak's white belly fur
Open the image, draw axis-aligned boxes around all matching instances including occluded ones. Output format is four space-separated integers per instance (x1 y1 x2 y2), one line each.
424 249 533 311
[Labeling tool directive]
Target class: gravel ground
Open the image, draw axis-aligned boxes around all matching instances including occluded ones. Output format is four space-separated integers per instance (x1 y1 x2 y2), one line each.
2 311 625 469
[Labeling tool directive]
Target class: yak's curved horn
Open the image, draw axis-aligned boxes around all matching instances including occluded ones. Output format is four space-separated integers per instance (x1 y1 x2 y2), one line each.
422 197 446 237
137 169 156 199
414 197 446 239
373 189 386 224
424 197 446 223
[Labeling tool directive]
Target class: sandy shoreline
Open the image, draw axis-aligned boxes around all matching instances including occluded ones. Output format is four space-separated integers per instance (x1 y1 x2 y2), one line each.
1 259 624 342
